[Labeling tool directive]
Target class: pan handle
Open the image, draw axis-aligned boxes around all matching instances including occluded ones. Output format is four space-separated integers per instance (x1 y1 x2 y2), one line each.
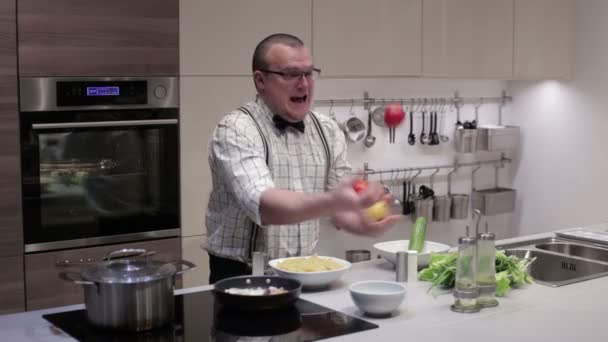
173 260 196 275
59 271 95 285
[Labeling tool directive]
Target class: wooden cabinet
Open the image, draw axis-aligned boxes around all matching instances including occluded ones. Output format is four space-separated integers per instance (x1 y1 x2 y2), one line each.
18 0 178 76
0 256 25 315
0 0 25 315
513 0 574 80
25 238 181 311
180 0 312 76
0 0 21 260
422 0 514 78
313 0 422 77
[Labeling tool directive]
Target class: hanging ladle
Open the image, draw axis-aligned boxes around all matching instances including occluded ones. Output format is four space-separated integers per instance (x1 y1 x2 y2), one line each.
439 99 450 143
420 110 427 145
364 107 376 148
408 108 415 145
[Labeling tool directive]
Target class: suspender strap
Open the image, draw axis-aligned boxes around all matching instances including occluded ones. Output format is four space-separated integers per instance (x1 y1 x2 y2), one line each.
238 106 268 164
308 112 331 191
237 107 266 260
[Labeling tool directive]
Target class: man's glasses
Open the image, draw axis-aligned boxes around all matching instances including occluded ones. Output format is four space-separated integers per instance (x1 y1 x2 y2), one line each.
259 68 321 82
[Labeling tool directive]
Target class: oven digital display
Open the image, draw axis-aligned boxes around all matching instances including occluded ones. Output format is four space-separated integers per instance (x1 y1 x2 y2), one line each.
86 86 120 96
57 80 147 106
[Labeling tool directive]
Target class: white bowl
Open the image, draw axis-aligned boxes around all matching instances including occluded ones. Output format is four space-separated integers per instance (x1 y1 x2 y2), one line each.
268 256 351 289
349 280 406 316
373 240 451 267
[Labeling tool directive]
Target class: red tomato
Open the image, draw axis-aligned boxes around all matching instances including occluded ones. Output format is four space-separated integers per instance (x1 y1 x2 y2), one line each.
352 180 368 193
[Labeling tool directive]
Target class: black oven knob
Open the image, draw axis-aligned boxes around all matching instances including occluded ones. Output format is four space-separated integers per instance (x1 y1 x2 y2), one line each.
154 85 167 99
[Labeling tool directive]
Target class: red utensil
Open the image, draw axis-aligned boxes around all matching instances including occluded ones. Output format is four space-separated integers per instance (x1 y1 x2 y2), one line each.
384 102 405 143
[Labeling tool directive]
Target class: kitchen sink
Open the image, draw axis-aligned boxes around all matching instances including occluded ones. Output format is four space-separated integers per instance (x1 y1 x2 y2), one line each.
535 242 608 263
499 236 608 287
504 249 608 287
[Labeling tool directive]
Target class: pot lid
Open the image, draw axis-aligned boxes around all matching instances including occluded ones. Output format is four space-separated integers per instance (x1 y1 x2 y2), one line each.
81 259 177 284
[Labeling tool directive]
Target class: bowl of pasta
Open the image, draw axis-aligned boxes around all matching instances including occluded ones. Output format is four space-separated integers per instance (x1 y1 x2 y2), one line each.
268 255 351 289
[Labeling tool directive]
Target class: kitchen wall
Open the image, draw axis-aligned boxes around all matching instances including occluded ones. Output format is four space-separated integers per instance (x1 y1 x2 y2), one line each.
508 0 608 235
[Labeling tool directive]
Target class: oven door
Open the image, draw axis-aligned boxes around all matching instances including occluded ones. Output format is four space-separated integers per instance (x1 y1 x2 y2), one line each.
21 109 180 252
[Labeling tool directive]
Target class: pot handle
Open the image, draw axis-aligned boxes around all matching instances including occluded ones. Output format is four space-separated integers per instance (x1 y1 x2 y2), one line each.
59 271 95 285
106 248 148 261
173 260 196 275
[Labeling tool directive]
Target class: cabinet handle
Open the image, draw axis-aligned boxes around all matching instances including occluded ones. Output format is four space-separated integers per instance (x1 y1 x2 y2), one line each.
55 258 95 267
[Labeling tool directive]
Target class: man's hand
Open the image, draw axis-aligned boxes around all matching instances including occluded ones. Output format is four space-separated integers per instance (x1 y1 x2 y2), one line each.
330 182 401 236
332 205 401 237
328 177 387 212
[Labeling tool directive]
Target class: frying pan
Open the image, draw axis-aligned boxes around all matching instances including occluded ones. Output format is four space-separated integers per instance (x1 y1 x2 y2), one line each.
212 275 302 311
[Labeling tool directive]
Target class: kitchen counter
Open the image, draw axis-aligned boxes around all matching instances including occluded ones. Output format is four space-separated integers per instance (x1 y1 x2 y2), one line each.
1 232 606 341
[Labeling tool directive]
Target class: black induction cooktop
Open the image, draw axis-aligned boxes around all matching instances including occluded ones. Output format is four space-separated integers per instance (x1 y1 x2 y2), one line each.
43 290 378 342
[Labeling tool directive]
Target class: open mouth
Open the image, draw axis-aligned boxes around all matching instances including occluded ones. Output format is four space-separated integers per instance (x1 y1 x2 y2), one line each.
290 95 307 103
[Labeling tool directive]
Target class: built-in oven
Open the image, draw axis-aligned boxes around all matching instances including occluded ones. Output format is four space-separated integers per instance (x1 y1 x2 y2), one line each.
19 77 180 253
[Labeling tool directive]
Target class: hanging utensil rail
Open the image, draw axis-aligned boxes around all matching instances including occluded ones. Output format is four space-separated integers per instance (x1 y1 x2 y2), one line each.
315 90 511 110
363 155 510 177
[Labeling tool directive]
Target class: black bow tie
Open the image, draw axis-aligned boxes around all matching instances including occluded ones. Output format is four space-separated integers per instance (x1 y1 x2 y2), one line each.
273 115 305 133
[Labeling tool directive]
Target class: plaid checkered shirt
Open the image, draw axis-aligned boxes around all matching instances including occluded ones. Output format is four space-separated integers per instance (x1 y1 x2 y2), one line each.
204 96 351 263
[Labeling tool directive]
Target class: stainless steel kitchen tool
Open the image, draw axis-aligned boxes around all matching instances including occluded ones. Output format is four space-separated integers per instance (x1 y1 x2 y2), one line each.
343 101 367 143
59 248 195 332
447 167 469 220
476 125 520 151
371 105 387 127
364 109 376 147
415 198 434 222
433 196 451 222
471 165 516 216
408 111 415 145
345 116 367 142
454 128 478 153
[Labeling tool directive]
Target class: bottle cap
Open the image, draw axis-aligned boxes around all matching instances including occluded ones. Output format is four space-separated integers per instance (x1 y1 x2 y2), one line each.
459 225 477 245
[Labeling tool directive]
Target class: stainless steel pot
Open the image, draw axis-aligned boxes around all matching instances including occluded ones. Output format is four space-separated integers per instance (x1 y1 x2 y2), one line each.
60 248 195 332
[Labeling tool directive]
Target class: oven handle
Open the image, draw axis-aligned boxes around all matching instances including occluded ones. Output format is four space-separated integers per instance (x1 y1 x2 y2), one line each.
31 119 178 130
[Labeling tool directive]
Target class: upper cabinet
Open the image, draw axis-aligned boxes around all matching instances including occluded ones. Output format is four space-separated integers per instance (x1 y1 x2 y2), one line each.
180 0 312 76
178 0 573 80
513 0 574 80
18 0 178 76
313 0 422 77
422 0 514 78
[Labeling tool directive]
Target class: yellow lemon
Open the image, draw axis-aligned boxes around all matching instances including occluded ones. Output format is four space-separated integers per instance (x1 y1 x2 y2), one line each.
365 201 390 222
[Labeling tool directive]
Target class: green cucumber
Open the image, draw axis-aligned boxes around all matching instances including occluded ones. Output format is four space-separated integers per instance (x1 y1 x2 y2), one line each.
408 217 427 253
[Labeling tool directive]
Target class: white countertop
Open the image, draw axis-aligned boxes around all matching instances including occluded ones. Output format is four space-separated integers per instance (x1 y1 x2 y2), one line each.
1 232 607 341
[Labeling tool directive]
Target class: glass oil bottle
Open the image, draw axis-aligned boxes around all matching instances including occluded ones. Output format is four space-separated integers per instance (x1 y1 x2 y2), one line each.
477 223 499 307
451 226 480 313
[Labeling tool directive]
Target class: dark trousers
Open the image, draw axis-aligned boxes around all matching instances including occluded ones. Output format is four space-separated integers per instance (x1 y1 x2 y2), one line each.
208 253 251 284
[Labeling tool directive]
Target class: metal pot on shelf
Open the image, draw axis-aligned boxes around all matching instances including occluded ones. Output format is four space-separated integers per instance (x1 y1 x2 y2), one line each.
59 248 195 332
